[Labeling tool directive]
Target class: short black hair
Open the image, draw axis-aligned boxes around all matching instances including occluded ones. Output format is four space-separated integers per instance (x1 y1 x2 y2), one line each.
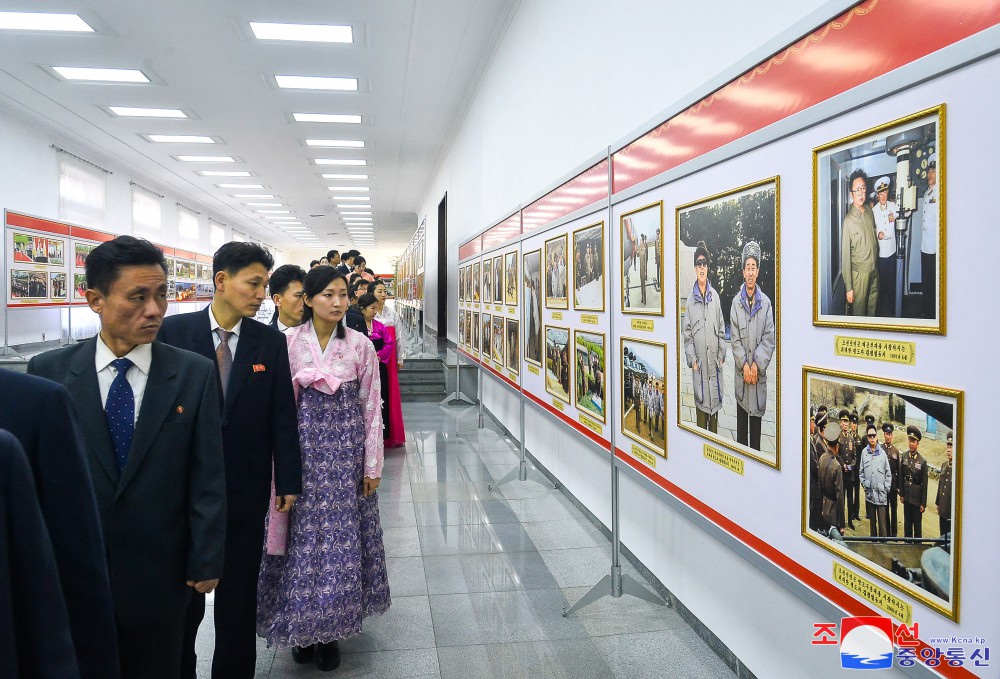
301 265 347 338
213 242 274 289
86 235 167 294
344 249 359 260
365 267 374 275
357 292 378 309
849 169 869 192
326 249 339 260
366 279 384 293
309 259 320 268
354 256 366 267
269 264 305 297
348 279 365 301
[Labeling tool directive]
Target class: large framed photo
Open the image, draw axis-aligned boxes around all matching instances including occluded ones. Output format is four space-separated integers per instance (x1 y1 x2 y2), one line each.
573 221 605 311
458 308 466 345
49 272 67 300
491 315 504 364
676 177 779 468
621 201 663 315
481 313 492 358
574 330 606 423
505 318 519 374
482 258 493 304
813 105 944 334
472 311 480 353
465 310 473 348
544 325 571 402
522 249 543 366
544 234 568 309
504 251 518 306
802 367 962 620
621 337 666 457
473 262 481 302
459 266 466 302
492 255 504 304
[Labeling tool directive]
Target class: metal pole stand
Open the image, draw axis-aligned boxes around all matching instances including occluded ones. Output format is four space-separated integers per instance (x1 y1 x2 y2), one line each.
440 348 475 407
490 398 551 490
563 462 667 616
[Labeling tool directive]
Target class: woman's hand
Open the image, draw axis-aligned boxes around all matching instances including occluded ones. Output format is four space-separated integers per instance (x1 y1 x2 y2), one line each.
363 476 381 497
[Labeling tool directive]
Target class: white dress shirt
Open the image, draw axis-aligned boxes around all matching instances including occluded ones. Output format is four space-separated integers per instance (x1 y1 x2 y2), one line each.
95 334 153 423
208 304 242 355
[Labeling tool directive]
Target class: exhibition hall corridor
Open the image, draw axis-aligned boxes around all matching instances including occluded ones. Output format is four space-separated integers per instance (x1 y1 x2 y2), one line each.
194 400 736 678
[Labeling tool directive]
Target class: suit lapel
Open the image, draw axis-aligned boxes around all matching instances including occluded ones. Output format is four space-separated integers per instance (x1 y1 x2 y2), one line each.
64 339 119 485
224 320 258 417
189 307 217 363
119 342 178 492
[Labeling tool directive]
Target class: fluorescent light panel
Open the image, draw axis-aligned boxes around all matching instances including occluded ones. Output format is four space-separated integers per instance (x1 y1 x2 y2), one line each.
218 184 263 189
250 22 352 43
329 186 368 192
275 75 357 91
109 106 186 118
178 155 234 162
314 159 365 166
322 173 368 180
245 202 282 207
257 210 290 214
53 67 149 83
340 211 372 216
336 203 371 208
334 196 371 202
0 12 93 32
201 170 251 177
148 134 214 144
306 139 364 148
233 193 273 198
295 114 362 124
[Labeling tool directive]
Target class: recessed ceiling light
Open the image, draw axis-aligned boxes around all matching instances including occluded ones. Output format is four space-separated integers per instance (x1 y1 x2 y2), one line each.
218 184 264 189
257 210 290 214
295 114 362 124
329 186 369 192
148 134 215 144
109 106 186 118
178 155 235 162
314 159 366 166
306 139 365 148
0 12 94 32
201 170 251 177
52 67 150 83
322 173 368 180
233 193 273 198
275 75 357 91
340 211 372 216
336 203 372 208
250 22 352 43
245 202 282 207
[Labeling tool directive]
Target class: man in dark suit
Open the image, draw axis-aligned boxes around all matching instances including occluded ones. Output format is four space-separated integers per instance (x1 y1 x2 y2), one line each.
28 235 226 679
267 263 305 332
159 242 301 679
0 370 119 679
337 248 358 275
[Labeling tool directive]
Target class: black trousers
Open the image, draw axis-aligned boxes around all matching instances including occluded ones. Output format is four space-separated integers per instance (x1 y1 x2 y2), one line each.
876 256 896 316
181 509 267 679
903 502 923 538
921 252 936 319
119 610 186 679
844 469 860 521
887 490 898 536
736 404 761 450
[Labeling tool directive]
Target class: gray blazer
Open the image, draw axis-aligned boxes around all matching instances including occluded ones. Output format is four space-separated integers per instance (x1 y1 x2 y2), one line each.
28 338 226 626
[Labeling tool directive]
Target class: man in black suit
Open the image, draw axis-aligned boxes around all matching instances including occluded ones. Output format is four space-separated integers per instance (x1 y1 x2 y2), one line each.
337 248 358 275
267 263 305 332
0 370 119 679
159 242 301 679
28 236 226 679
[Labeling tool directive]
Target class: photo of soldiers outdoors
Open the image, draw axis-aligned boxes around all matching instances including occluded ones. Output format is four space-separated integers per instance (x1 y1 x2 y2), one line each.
678 180 777 465
522 250 542 365
545 326 571 402
572 221 604 311
621 338 666 456
621 203 662 314
504 251 517 306
805 371 959 607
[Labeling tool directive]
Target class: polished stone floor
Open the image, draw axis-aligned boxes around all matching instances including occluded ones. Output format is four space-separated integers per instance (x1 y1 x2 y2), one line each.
195 402 736 678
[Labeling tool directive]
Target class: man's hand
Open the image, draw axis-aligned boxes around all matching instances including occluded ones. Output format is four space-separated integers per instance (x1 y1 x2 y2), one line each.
363 477 381 497
846 289 855 304
187 579 219 594
742 363 752 385
750 362 759 385
275 494 298 513
692 360 699 372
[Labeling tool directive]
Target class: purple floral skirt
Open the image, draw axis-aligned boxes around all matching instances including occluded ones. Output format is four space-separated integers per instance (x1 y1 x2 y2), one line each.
257 381 391 647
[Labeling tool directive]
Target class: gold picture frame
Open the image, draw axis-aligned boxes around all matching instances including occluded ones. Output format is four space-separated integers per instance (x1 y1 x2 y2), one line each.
544 324 571 402
802 366 962 621
481 313 492 359
491 315 505 365
675 177 780 469
504 250 518 306
522 248 543 366
482 258 493 303
472 311 480 354
473 261 481 302
492 254 504 304
505 318 520 374
812 104 945 334
572 220 606 312
573 329 606 423
543 234 569 310
621 337 667 457
620 201 664 316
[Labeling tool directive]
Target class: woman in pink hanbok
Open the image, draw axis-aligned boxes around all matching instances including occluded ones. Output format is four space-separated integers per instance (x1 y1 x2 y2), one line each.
370 281 405 447
257 266 390 671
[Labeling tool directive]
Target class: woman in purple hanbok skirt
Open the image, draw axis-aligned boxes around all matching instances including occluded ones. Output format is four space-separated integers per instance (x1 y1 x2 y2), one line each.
257 266 390 671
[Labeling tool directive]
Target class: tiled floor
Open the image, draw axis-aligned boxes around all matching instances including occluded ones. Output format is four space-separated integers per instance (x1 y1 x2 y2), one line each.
194 401 736 678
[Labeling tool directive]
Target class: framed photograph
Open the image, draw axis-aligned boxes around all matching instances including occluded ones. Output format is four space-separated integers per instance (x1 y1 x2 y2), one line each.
49 272 67 299
505 318 519 374
483 258 493 304
544 325 571 402
467 310 474 347
195 283 213 302
481 313 492 359
46 238 65 267
75 242 95 269
9 270 29 299
676 177 780 468
573 221 605 311
803 366 962 620
459 265 466 302
621 337 667 457
12 233 34 264
196 264 210 282
522 249 543 366
473 262 481 302
176 281 196 301
166 258 176 278
544 234 568 309
491 315 504 364
73 273 87 300
504 251 518 306
621 201 663 315
458 308 466 345
492 255 503 304
167 281 176 302
472 311 480 353
813 105 944 334
28 271 47 298
574 330 606 423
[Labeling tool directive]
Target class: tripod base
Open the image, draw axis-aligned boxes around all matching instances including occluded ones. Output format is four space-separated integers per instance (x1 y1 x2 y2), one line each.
440 392 475 407
489 459 552 491
562 566 668 617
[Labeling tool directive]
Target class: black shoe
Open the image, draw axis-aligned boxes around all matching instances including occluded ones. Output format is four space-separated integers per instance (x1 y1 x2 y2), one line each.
291 645 315 664
317 641 341 672
847 522 856 530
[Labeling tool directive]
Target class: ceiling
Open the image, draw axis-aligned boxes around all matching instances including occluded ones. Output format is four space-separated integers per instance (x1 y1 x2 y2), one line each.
0 0 518 259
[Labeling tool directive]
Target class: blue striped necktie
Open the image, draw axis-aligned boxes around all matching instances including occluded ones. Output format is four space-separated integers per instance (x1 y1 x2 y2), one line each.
105 357 135 474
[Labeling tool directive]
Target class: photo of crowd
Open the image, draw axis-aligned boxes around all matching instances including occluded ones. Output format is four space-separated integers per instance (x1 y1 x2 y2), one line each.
573 221 604 311
545 325 571 402
574 330 605 422
621 338 666 456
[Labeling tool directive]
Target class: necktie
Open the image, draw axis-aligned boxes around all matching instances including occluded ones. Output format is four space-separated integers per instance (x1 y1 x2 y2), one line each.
215 328 233 398
105 357 135 474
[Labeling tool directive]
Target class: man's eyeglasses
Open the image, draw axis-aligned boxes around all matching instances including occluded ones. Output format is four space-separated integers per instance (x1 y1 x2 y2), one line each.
695 259 708 267
867 433 877 438
851 187 867 195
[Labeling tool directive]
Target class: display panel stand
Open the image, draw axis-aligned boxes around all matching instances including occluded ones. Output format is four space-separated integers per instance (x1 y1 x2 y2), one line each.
440 348 475 406
489 398 550 489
